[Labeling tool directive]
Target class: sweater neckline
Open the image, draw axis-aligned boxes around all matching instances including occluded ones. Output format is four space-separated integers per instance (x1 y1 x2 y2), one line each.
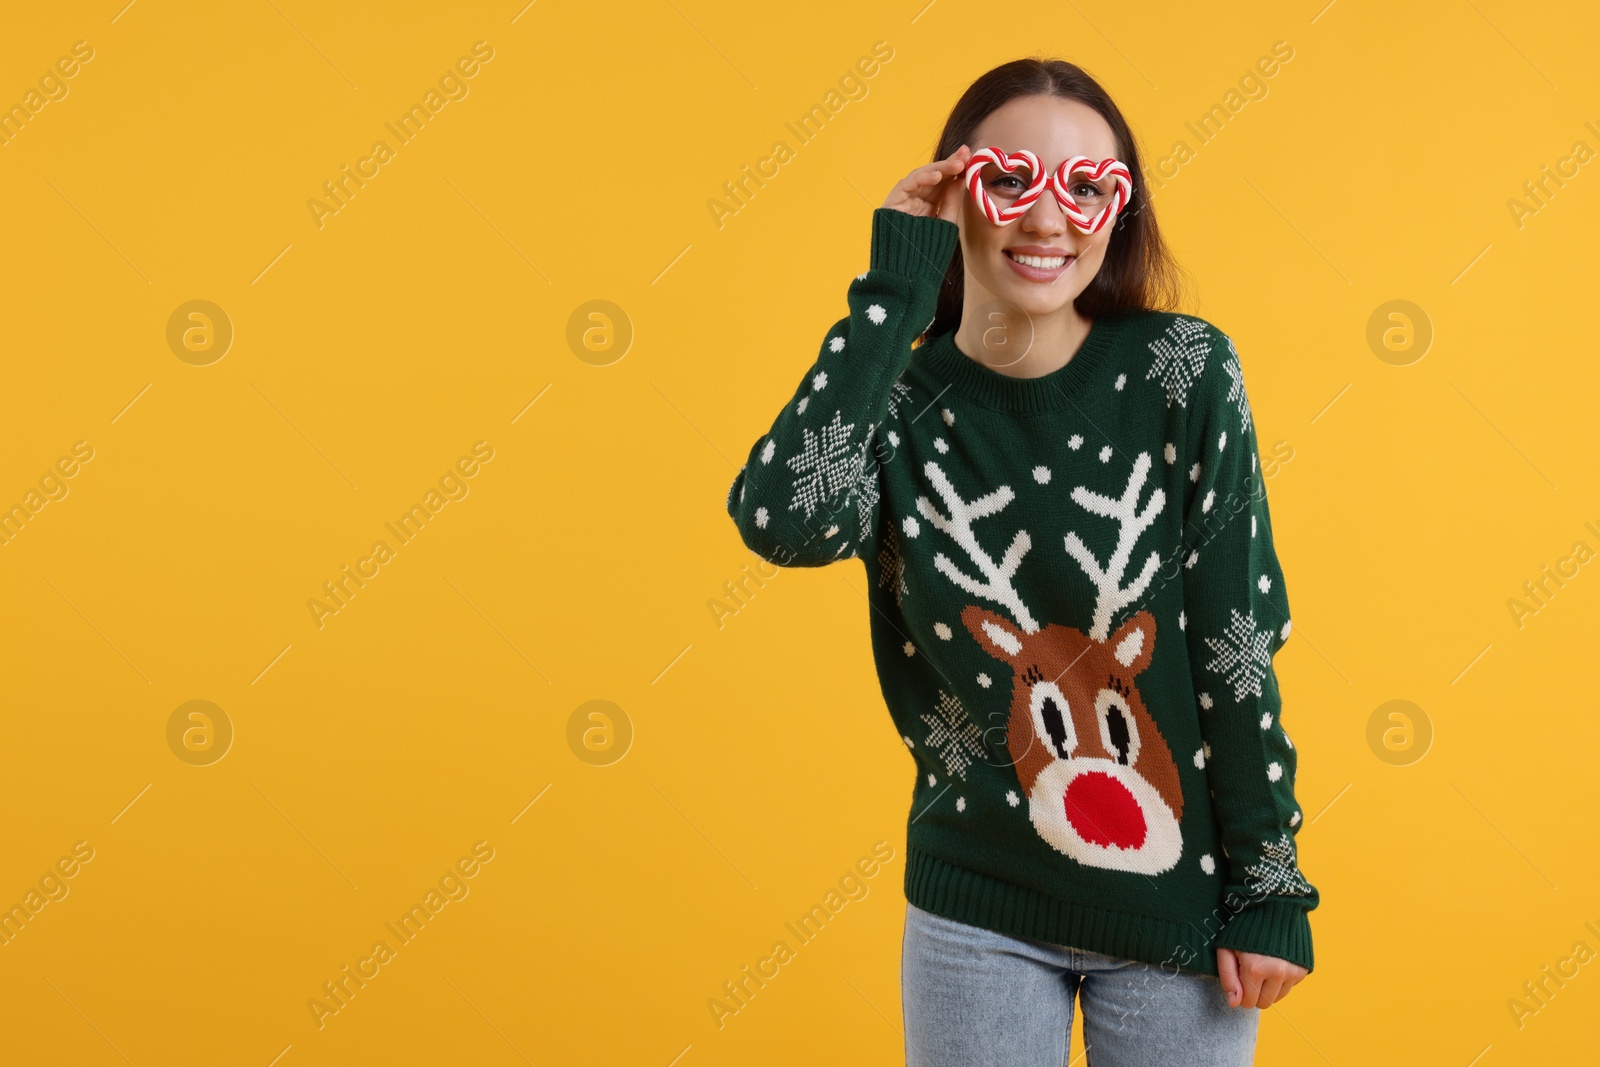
917 313 1128 414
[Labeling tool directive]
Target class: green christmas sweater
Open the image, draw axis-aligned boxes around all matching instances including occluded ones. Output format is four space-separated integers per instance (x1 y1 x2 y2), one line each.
724 208 1317 976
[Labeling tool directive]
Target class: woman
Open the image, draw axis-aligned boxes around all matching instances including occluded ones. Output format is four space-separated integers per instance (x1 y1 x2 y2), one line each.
725 57 1316 1066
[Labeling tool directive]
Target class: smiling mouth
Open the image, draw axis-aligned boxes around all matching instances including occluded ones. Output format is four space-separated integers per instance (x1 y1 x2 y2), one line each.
1004 250 1074 269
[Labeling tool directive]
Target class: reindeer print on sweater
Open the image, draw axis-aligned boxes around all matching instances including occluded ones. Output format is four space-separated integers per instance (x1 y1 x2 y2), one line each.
914 453 1186 875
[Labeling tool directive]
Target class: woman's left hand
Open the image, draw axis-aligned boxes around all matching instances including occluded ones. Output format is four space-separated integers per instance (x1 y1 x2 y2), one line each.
1216 948 1308 1008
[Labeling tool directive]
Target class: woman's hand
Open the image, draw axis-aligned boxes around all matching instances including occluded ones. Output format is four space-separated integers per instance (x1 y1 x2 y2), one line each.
882 144 973 223
1217 948 1308 1008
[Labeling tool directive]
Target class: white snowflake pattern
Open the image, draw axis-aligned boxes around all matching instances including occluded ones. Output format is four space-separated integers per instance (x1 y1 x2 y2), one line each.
1202 607 1273 703
1242 833 1314 897
829 335 846 353
851 426 881 544
877 522 909 607
886 378 913 420
920 690 987 781
1145 317 1211 408
1222 337 1254 432
786 411 861 519
866 304 887 325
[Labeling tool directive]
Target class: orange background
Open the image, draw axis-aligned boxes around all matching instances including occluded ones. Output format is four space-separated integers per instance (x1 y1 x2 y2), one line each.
1 1 1596 1063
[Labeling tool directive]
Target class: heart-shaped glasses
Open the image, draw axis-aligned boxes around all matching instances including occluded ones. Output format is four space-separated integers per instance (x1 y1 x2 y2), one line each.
963 147 1134 234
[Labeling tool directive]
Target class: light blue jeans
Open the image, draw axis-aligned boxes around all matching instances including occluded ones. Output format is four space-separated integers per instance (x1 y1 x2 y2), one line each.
902 902 1259 1066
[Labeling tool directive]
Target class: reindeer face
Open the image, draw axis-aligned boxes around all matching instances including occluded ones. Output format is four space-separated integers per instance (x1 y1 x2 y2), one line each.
962 605 1185 876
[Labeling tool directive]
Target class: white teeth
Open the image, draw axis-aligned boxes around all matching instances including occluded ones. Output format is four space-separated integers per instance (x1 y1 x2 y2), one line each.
1008 251 1070 269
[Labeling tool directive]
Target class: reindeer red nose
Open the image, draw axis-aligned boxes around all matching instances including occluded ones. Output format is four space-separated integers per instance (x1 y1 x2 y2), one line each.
1064 772 1147 850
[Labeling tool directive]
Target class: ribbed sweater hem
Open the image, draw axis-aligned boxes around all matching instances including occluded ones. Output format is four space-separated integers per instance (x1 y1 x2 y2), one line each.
905 842 1229 978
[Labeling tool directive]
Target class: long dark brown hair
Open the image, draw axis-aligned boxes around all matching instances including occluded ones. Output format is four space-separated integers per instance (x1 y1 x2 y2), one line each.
924 57 1188 340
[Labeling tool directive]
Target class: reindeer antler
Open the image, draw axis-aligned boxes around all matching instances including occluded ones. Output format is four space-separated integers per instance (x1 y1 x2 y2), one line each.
1063 451 1166 642
916 461 1040 634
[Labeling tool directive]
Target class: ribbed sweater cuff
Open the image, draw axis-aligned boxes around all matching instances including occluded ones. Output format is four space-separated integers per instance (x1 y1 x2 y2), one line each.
1215 898 1315 972
869 207 958 284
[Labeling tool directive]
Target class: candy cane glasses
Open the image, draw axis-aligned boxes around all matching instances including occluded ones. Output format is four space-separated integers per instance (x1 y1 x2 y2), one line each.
963 146 1134 234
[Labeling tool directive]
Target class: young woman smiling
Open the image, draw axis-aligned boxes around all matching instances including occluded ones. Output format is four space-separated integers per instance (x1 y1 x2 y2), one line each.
726 57 1316 1066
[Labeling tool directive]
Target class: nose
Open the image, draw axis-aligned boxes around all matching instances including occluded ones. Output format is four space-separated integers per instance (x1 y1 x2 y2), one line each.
1020 182 1068 237
1064 771 1147 849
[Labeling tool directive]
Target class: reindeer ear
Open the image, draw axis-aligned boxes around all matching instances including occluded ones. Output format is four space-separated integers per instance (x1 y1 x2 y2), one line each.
1108 610 1157 674
961 606 1026 664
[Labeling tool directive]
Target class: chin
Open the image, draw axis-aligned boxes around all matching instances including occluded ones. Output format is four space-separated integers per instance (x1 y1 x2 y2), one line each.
996 283 1080 318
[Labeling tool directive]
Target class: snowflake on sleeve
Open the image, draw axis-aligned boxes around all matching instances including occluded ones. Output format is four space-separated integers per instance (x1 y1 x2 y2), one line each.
886 378 913 421
920 690 986 780
1201 607 1272 703
786 411 861 519
852 426 881 544
1222 337 1253 433
1242 833 1314 897
877 522 909 606
1145 317 1211 408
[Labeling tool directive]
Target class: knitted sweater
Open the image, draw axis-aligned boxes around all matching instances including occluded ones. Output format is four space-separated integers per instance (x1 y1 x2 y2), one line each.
724 208 1317 976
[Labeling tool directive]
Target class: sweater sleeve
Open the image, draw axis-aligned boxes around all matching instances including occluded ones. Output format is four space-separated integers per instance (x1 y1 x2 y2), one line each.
725 208 959 567
1179 326 1318 972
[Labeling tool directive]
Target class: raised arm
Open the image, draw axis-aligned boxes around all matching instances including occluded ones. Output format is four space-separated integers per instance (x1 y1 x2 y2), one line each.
725 207 958 566
1178 325 1318 975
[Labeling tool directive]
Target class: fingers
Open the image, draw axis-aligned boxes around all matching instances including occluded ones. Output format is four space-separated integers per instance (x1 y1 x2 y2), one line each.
1216 948 1242 1008
1231 954 1307 1008
914 147 972 187
1236 957 1265 1009
882 146 972 214
934 145 972 221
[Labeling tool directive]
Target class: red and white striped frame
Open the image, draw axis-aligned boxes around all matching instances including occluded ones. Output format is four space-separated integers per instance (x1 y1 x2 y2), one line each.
963 146 1134 234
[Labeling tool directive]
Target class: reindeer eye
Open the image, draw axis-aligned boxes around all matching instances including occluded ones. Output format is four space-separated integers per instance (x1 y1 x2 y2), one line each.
1030 682 1075 760
1096 690 1141 766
